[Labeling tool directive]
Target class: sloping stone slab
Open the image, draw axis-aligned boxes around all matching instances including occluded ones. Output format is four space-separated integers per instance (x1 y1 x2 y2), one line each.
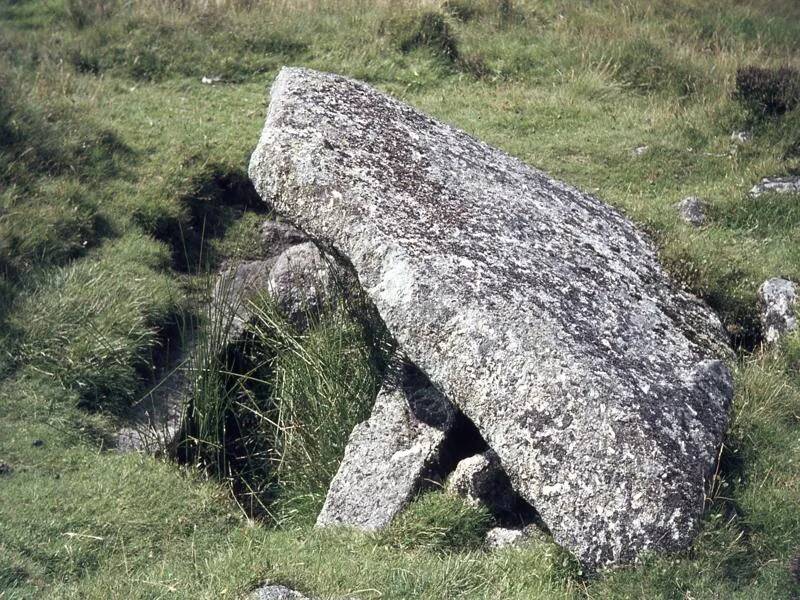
249 67 734 567
316 362 456 530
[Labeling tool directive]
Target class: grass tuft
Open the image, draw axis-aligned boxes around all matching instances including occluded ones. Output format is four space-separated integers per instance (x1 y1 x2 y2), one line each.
380 492 492 553
735 65 800 117
12 233 180 410
399 12 461 63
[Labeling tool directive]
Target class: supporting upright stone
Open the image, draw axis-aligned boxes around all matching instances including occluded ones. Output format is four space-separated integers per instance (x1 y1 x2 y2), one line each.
316 362 456 531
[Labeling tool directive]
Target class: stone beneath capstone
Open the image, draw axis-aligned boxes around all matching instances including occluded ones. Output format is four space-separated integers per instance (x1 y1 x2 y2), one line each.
749 176 800 197
676 196 708 226
259 218 308 257
249 67 734 567
445 450 515 515
485 525 543 550
316 362 457 531
214 238 336 339
758 278 798 344
267 241 336 328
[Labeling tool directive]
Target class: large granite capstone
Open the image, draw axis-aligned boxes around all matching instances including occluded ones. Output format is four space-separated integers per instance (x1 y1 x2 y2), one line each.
249 67 734 567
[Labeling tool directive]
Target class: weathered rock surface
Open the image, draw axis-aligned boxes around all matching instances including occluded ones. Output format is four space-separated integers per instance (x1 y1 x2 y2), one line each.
446 450 515 514
730 130 751 144
250 67 734 567
749 176 800 197
676 196 708 226
316 362 456 530
259 218 308 257
758 278 798 344
485 525 543 550
214 236 336 338
267 241 337 327
251 584 310 600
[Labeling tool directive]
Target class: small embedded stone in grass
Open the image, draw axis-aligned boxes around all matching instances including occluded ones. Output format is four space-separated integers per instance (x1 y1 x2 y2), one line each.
749 176 800 198
251 583 310 599
485 524 543 550
676 196 708 227
758 278 798 344
731 130 752 144
445 450 515 515
632 145 649 157
31 439 44 447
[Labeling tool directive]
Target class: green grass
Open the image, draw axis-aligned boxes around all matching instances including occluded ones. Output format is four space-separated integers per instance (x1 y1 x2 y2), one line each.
1 0 800 597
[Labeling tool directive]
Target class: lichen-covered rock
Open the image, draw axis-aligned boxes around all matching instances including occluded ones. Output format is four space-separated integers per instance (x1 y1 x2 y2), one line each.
316 362 456 530
758 277 798 344
251 584 310 600
214 259 273 340
730 130 751 144
259 218 308 256
250 67 734 567
485 525 543 550
267 241 336 327
749 176 800 197
214 239 336 338
676 196 708 226
446 450 515 514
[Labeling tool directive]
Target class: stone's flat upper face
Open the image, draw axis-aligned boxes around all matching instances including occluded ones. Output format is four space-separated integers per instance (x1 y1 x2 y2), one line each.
249 67 734 567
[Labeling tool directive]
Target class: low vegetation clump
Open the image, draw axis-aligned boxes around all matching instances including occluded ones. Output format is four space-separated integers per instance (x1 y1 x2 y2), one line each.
735 65 800 116
179 289 390 522
1 0 799 598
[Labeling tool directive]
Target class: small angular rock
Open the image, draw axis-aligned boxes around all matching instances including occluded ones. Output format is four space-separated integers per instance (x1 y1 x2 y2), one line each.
267 241 337 328
259 219 308 257
676 196 708 226
730 130 751 144
485 525 542 550
251 584 310 600
446 450 515 514
316 362 456 531
749 176 800 197
758 277 798 344
214 242 336 338
214 259 273 340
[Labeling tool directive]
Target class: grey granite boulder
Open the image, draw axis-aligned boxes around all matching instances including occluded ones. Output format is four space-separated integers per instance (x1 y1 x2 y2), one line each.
446 450 515 514
316 362 456 530
249 67 734 567
267 241 337 328
758 277 798 344
749 176 800 197
730 130 751 144
676 196 708 226
214 240 336 338
259 218 308 257
251 584 309 600
485 525 543 550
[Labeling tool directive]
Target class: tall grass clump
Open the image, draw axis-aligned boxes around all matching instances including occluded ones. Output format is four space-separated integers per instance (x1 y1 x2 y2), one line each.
12 233 180 409
735 65 800 117
380 492 492 553
178 269 390 522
